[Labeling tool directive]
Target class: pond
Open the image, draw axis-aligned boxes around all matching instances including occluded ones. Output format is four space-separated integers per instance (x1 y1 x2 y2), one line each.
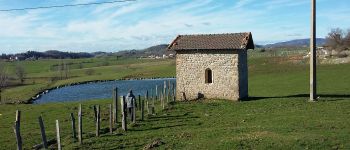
34 78 176 104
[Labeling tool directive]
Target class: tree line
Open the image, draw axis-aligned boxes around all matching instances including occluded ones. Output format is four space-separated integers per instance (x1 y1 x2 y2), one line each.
0 50 94 60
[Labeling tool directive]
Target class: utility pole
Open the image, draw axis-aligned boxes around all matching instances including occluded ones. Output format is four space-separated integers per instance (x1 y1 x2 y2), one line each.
310 0 317 101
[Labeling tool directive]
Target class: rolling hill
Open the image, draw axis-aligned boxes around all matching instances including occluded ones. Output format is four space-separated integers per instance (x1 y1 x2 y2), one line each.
264 38 326 48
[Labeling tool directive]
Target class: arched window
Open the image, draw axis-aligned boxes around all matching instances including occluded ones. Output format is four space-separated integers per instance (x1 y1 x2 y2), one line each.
205 68 213 83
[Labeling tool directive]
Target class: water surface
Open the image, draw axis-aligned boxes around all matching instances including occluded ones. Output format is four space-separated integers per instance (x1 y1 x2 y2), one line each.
34 78 176 104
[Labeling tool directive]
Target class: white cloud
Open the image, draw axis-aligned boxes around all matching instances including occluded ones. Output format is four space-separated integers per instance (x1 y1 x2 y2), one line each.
0 0 349 53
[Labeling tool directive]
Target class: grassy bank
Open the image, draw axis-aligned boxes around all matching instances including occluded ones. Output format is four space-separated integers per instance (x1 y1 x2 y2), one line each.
0 55 350 149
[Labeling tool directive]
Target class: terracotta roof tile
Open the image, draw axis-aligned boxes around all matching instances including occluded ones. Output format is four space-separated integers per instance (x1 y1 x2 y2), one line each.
168 32 254 51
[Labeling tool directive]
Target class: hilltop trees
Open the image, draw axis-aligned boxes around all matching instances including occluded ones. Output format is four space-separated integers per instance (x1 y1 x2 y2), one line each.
325 28 350 52
57 60 70 80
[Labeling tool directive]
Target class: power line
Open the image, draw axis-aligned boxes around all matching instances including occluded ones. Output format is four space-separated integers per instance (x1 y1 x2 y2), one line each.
0 0 136 12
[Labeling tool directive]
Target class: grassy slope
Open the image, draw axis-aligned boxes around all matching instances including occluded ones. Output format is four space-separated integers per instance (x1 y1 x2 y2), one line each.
0 56 350 149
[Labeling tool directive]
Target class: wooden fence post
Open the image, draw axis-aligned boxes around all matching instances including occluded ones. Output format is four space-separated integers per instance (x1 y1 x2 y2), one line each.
96 105 100 137
163 92 165 109
152 88 155 106
14 110 22 150
167 80 170 102
160 92 163 108
155 85 158 101
70 113 76 141
56 120 61 150
38 116 48 149
146 90 149 101
138 95 141 111
146 101 150 115
141 95 145 121
93 105 97 122
132 97 136 124
109 104 113 133
16 110 21 129
121 96 127 131
113 87 118 127
13 120 22 150
173 82 176 101
164 81 166 100
151 106 155 115
78 104 83 145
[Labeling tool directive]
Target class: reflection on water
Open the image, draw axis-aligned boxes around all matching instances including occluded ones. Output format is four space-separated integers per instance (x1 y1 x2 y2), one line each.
34 78 176 104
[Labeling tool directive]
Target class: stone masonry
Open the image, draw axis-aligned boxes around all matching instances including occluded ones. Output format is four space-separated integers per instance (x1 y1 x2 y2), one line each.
176 50 248 101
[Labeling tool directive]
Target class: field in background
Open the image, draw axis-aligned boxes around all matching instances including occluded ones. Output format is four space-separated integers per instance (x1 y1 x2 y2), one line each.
0 50 350 149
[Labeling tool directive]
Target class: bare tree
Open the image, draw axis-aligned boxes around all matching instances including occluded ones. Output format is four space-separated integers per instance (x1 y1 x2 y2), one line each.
325 28 346 51
63 61 69 79
15 64 26 84
0 63 9 103
59 60 63 80
344 29 350 48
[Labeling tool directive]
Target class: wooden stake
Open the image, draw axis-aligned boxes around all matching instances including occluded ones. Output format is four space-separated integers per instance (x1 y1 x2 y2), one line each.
38 116 48 149
138 95 141 111
121 96 127 131
164 81 166 99
109 104 113 133
56 120 61 150
141 95 145 121
16 110 21 129
96 105 100 137
173 82 176 100
146 90 149 100
162 92 165 110
146 101 150 115
93 105 97 122
13 121 22 150
78 104 83 145
70 113 76 141
155 85 158 101
152 88 155 106
151 106 155 115
168 80 171 102
132 97 136 123
160 92 163 108
113 87 118 126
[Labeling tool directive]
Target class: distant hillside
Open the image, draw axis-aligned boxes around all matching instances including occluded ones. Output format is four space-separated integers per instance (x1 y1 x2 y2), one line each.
113 44 174 58
265 38 326 48
1 50 94 60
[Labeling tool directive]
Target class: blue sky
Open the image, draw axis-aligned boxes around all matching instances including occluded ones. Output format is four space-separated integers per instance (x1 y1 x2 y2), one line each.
0 0 349 53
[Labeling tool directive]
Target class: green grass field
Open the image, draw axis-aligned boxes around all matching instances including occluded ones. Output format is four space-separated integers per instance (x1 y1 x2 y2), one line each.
0 55 350 149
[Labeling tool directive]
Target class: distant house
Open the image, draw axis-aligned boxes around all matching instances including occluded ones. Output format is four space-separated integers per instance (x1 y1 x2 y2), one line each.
168 32 254 101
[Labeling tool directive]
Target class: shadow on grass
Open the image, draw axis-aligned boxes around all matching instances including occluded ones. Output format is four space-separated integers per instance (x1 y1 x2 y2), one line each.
245 94 350 101
130 123 187 131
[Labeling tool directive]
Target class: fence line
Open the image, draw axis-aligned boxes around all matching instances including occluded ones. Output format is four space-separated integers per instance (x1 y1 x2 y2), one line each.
12 81 177 149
